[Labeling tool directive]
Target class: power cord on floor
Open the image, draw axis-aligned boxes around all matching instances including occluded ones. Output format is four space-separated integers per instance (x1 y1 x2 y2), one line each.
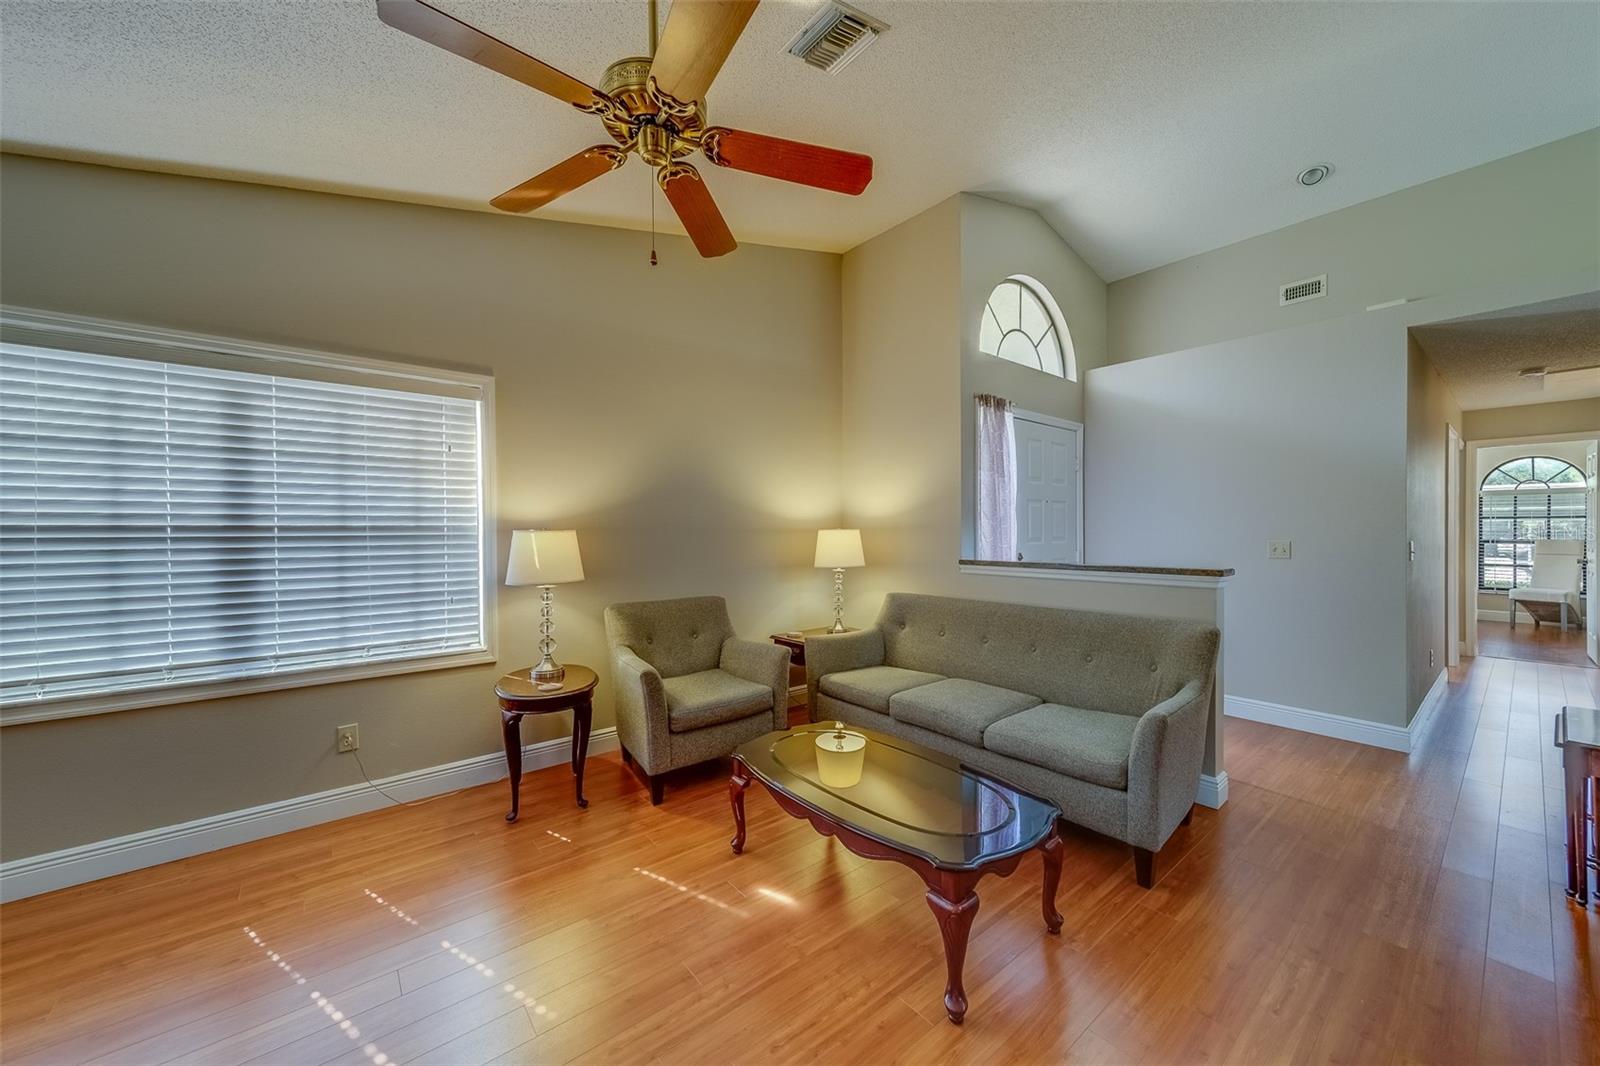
352 748 480 809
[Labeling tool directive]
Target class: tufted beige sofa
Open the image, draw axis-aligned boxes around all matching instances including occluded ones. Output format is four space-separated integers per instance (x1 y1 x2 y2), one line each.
806 592 1219 887
605 596 791 805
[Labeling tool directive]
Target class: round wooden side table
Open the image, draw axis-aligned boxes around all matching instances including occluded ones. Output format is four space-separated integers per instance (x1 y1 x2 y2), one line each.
496 664 598 821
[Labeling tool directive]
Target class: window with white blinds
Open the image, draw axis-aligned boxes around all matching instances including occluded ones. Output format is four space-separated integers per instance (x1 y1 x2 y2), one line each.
1 335 488 712
1477 456 1587 592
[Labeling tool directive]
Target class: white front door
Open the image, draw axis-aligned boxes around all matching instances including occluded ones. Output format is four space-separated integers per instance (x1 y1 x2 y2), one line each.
1588 440 1597 665
1013 414 1081 564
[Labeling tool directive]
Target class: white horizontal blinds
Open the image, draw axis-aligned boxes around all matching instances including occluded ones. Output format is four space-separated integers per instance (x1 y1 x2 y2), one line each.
1 343 484 705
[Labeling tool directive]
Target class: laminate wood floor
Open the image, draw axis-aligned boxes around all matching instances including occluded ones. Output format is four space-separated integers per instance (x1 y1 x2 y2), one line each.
2 654 1596 1064
1479 619 1592 667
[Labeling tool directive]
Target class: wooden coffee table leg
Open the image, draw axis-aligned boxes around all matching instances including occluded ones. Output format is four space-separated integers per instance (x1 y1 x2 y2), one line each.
729 757 751 854
1040 827 1065 934
924 870 982 1024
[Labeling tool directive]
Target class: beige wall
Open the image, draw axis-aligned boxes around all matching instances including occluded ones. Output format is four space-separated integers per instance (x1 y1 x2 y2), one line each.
1106 130 1600 364
841 197 1227 780
1086 307 1410 726
1464 398 1600 442
1087 275 1594 728
958 194 1108 556
0 154 844 862
1405 340 1463 718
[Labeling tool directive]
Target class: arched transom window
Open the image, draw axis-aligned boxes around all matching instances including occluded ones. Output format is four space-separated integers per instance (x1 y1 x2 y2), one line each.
1478 456 1587 591
978 276 1076 380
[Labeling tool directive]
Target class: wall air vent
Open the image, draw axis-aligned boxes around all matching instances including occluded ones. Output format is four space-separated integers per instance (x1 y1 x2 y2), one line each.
1279 274 1327 307
786 1 887 74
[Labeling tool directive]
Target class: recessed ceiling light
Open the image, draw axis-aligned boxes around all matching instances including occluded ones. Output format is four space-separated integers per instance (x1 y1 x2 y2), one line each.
1297 164 1332 187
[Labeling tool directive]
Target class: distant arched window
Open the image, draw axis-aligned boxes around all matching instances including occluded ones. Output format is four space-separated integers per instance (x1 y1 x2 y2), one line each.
978 276 1076 380
1478 456 1587 591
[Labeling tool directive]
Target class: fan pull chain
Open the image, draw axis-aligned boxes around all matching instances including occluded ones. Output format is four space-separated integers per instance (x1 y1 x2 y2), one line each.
650 173 658 266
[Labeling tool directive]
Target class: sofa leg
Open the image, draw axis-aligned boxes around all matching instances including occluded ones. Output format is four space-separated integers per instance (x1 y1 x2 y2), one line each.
620 746 633 767
650 777 665 806
1181 805 1194 827
1134 847 1155 889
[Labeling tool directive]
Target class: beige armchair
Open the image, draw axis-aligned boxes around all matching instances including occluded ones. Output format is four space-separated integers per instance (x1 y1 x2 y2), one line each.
604 596 790 805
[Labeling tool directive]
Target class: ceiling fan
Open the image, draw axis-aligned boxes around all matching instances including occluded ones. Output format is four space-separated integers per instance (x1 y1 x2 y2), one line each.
1520 365 1600 389
375 0 874 259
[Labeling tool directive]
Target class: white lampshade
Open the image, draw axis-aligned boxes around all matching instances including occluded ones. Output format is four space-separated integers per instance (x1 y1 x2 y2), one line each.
506 529 585 586
814 528 865 569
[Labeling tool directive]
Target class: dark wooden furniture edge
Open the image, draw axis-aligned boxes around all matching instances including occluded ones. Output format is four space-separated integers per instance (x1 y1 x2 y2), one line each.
728 753 1063 1024
497 671 598 820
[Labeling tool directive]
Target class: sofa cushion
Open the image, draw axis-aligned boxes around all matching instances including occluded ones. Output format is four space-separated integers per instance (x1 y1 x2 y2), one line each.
888 678 1041 746
662 669 772 733
819 666 945 713
982 704 1138 790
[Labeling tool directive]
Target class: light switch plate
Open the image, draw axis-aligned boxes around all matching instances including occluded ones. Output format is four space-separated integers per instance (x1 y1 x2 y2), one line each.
1268 540 1292 560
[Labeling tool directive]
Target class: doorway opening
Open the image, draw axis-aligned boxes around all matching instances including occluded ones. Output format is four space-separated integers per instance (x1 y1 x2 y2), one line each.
1468 436 1596 667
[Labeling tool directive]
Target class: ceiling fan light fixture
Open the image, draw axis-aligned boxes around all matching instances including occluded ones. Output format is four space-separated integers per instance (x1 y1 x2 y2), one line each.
376 0 873 260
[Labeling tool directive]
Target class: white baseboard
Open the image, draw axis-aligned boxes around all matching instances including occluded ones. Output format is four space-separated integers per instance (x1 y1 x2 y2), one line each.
1406 670 1449 753
1196 772 1228 809
0 728 617 903
1477 609 1511 622
1224 673 1447 755
1226 695 1411 752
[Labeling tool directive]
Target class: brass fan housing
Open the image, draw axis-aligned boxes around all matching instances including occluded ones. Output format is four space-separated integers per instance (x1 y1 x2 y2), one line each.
599 56 706 154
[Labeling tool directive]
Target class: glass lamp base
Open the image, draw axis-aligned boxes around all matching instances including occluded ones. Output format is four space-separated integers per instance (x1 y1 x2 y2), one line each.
531 659 566 684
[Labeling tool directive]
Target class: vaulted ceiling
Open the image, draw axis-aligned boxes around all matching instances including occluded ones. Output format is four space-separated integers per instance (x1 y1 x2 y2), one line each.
1 0 1595 279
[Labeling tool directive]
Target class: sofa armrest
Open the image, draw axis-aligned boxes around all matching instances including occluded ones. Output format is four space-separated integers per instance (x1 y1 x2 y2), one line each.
721 637 792 731
1125 678 1211 851
610 646 670 772
803 627 886 721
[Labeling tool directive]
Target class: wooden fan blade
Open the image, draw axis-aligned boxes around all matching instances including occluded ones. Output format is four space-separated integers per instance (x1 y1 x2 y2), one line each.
648 0 759 110
701 127 872 195
490 146 627 213
376 0 606 111
657 163 736 258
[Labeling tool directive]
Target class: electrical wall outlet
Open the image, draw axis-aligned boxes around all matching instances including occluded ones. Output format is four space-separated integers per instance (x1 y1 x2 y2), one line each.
1268 540 1292 560
336 724 359 754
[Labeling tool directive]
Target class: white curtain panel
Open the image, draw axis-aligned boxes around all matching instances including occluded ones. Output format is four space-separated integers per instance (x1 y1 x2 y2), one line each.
975 394 1018 561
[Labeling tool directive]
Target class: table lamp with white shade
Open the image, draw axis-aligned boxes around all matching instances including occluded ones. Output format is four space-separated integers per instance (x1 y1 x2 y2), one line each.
814 528 865 633
506 529 585 687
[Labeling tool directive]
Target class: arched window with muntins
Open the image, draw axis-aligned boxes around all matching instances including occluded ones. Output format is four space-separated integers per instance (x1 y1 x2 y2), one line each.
1478 456 1587 591
978 276 1076 381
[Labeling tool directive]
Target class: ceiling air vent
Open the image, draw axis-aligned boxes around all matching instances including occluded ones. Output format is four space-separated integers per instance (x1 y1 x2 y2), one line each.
786 1 887 74
1279 274 1327 307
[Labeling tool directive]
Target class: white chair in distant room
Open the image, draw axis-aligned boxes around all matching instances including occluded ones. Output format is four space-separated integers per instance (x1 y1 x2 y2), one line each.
1509 540 1584 631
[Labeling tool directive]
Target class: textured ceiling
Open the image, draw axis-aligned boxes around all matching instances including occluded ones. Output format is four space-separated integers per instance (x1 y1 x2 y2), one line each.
1 1 1596 278
1414 293 1600 411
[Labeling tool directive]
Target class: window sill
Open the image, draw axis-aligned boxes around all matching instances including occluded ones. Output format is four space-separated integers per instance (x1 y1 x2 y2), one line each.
0 649 499 727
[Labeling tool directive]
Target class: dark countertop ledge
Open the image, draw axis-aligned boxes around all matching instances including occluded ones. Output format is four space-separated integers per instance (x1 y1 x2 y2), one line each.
959 559 1236 578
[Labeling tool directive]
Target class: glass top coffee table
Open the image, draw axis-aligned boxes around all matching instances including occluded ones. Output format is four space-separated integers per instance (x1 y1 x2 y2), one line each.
729 722 1064 1024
